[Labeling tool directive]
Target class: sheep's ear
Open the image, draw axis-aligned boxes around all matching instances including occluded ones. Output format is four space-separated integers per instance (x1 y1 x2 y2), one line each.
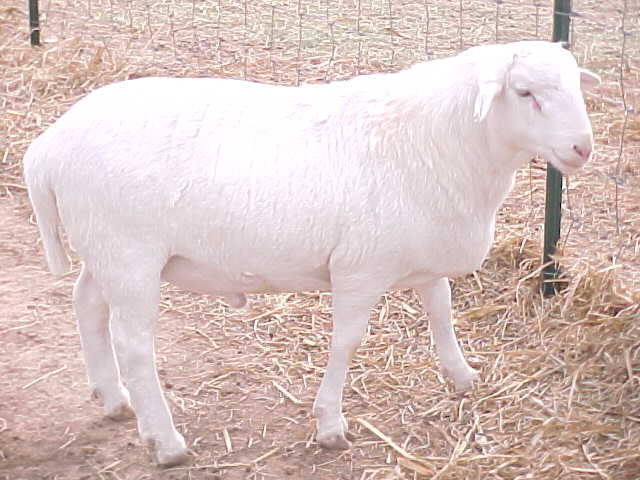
580 68 600 92
473 81 503 122
473 52 515 122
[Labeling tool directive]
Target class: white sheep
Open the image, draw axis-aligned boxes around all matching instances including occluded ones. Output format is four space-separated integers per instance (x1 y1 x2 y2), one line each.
23 41 600 466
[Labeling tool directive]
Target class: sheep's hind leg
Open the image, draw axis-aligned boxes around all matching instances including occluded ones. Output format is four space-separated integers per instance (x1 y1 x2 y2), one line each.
73 264 132 419
104 262 188 466
416 278 478 392
313 281 385 449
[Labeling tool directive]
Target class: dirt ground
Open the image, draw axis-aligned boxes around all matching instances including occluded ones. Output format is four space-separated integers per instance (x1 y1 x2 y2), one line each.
2 1 640 479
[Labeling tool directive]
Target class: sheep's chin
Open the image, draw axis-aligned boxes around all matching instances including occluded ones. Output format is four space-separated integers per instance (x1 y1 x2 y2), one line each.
547 149 586 176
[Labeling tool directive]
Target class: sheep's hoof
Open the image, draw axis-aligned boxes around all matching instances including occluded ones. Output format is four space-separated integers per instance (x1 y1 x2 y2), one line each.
105 402 135 421
92 386 134 420
316 429 353 450
450 367 479 393
223 293 247 309
148 436 189 467
315 415 355 450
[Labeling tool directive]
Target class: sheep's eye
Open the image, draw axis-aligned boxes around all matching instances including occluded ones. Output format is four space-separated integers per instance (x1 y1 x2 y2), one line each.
518 90 542 111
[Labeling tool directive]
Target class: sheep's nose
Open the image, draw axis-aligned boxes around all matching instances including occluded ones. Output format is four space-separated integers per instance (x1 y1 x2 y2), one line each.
572 143 592 162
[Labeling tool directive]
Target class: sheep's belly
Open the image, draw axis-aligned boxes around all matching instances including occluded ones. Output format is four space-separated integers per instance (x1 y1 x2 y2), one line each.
161 255 332 296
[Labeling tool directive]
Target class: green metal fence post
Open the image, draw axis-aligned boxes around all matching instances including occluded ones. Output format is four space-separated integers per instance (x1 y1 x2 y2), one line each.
541 0 571 296
29 0 40 46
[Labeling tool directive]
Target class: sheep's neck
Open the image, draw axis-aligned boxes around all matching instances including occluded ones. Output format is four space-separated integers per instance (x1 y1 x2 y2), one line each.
359 99 519 224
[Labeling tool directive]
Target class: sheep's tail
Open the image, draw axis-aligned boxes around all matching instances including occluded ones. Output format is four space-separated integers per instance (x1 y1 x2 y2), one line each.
23 150 71 276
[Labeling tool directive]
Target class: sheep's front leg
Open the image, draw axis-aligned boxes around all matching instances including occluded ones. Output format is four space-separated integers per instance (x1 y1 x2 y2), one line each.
106 270 188 466
313 286 383 449
416 278 478 391
74 265 132 419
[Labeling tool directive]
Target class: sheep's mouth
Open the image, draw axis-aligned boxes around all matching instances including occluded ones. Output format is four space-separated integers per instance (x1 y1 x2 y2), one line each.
548 149 586 175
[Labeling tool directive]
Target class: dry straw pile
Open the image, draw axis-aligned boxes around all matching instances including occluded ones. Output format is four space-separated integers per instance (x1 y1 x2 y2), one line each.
1 0 639 479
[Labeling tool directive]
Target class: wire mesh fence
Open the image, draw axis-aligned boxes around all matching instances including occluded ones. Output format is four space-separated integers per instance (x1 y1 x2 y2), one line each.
34 0 559 82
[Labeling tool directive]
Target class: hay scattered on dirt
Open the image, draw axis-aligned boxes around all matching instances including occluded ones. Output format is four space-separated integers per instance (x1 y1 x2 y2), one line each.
1 1 639 479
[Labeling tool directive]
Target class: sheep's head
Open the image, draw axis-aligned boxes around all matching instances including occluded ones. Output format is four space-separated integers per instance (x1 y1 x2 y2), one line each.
472 41 600 175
